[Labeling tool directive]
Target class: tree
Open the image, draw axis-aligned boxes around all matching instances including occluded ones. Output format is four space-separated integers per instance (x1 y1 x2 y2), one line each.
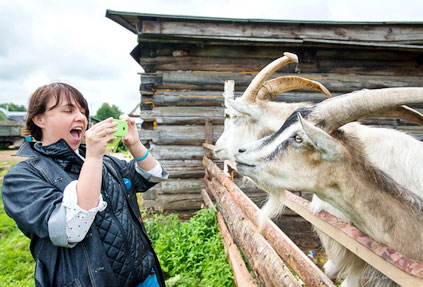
0 103 27 111
95 103 123 121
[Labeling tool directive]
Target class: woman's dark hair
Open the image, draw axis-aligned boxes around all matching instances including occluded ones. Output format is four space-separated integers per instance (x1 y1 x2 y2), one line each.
25 82 89 141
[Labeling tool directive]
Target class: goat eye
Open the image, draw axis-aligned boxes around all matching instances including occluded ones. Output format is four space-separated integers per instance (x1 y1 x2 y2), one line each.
294 134 303 143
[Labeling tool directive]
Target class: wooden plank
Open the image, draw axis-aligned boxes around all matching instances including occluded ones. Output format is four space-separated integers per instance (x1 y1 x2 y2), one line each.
149 91 224 106
142 193 204 210
141 107 224 124
203 156 335 287
138 42 423 62
148 90 331 106
201 188 214 209
141 106 224 117
205 178 302 287
154 71 423 93
283 190 423 286
139 19 423 43
139 125 224 145
149 144 206 160
150 179 204 194
140 55 423 76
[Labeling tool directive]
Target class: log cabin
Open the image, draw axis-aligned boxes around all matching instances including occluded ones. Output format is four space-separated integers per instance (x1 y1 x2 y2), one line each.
106 10 423 215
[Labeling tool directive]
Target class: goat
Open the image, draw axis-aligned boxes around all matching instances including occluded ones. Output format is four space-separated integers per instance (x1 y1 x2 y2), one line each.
215 52 332 164
215 53 423 286
234 88 423 287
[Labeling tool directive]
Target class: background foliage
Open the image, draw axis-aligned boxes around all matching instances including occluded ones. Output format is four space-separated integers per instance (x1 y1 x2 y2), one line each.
95 102 123 120
0 103 27 112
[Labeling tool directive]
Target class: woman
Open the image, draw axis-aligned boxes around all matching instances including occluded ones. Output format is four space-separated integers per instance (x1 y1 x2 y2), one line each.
2 82 167 287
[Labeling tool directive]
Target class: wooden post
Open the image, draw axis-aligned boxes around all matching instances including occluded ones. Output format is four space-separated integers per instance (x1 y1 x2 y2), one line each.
205 117 213 159
203 156 335 287
201 189 214 209
205 176 301 287
201 189 259 287
223 80 235 176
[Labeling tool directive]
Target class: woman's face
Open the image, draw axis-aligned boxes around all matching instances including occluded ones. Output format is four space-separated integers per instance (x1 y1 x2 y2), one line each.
35 94 87 150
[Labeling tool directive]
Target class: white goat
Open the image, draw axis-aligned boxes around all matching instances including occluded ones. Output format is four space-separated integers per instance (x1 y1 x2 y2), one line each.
233 88 423 287
215 53 423 286
215 52 332 164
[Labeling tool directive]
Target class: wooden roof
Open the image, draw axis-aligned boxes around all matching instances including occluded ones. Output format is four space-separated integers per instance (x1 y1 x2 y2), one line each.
106 10 423 51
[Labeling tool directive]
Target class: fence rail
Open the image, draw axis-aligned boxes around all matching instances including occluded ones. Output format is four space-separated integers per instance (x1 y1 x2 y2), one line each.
202 144 423 287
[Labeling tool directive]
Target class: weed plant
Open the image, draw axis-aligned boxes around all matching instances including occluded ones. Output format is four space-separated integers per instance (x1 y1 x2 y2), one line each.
143 208 235 287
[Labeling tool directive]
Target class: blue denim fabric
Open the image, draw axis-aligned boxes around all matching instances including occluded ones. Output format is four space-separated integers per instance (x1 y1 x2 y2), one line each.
137 269 159 287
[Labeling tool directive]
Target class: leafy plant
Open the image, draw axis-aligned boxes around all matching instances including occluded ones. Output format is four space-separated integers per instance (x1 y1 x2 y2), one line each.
143 208 235 287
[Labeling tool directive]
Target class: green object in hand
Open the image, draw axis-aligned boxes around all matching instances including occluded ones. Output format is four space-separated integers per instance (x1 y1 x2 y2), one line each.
112 119 128 137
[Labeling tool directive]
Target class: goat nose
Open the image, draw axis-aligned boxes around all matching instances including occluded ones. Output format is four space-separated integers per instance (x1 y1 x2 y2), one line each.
238 148 246 153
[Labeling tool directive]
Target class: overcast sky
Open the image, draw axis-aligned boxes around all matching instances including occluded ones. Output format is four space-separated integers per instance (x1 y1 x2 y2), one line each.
1 0 422 115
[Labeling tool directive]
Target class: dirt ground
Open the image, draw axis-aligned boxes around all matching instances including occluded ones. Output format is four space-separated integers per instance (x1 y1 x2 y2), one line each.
0 149 26 163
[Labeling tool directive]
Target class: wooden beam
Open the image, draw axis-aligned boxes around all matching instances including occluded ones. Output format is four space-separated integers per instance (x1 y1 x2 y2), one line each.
205 117 213 159
204 178 302 287
201 188 214 209
203 156 335 287
139 125 224 145
201 189 259 287
149 144 206 160
155 71 423 93
217 211 259 287
283 190 423 287
140 55 423 76
202 142 215 151
138 19 423 43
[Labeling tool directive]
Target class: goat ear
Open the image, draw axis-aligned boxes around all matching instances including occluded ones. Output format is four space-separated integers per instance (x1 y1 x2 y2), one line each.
226 99 258 117
297 114 344 161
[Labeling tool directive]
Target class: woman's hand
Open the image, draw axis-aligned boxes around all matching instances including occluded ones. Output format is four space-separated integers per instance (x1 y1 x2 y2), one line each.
118 115 158 171
84 117 117 159
119 115 140 149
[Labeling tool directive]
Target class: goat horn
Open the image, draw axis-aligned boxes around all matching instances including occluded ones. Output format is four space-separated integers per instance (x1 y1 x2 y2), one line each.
311 87 423 132
256 76 332 101
364 105 423 126
240 52 298 103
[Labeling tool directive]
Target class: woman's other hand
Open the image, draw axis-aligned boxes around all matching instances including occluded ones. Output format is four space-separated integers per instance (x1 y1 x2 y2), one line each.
85 117 117 159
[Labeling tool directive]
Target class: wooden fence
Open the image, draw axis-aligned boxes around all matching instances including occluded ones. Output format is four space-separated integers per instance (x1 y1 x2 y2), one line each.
202 144 423 286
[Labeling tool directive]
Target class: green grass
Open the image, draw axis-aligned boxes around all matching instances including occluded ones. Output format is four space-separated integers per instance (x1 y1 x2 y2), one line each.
0 188 35 287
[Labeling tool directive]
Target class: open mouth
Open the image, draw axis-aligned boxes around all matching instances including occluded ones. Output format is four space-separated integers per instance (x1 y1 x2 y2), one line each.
235 160 256 168
70 127 83 141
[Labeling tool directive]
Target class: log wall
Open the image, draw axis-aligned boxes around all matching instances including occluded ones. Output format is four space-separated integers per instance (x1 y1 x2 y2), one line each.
107 11 423 210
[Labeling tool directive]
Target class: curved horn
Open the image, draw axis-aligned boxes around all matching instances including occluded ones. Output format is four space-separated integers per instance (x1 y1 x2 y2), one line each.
240 52 298 103
364 105 423 126
256 76 332 101
311 87 423 132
